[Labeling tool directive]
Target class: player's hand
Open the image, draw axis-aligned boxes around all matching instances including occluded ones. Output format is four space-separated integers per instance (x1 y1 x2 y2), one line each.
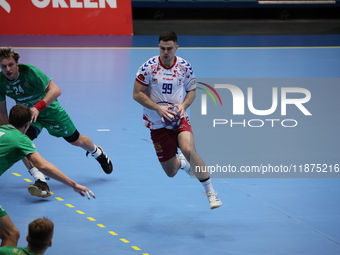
30 107 40 122
157 105 175 121
173 104 186 117
73 184 96 199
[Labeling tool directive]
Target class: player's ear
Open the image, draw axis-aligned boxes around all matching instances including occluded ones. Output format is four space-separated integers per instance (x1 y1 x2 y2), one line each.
23 121 30 133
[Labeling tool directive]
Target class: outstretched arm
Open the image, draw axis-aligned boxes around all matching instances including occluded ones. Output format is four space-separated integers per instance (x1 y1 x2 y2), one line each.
27 152 96 199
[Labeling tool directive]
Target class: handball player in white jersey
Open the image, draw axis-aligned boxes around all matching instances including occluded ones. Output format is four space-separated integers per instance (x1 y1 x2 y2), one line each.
133 31 222 209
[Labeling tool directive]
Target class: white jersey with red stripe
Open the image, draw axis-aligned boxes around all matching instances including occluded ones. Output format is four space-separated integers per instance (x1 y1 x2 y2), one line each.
135 56 196 129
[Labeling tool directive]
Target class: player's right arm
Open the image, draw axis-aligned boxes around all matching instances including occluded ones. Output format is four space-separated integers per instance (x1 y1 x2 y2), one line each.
133 80 173 120
27 152 95 199
0 101 8 125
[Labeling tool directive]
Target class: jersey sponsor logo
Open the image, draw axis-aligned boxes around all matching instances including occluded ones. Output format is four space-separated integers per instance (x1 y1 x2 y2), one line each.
162 78 173 81
7 79 20 86
16 95 34 102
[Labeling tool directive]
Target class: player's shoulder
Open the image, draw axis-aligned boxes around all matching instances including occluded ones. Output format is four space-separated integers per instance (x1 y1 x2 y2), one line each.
175 56 194 76
139 56 159 71
18 63 33 71
176 56 192 67
19 64 45 75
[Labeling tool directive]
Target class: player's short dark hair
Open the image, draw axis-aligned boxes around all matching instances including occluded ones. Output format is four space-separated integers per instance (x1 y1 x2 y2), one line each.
0 47 20 62
8 104 32 128
159 31 177 44
27 217 54 251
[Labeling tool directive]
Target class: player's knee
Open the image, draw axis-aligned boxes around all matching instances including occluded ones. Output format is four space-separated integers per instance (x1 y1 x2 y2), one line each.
161 163 178 177
63 130 80 144
165 169 176 178
180 148 191 160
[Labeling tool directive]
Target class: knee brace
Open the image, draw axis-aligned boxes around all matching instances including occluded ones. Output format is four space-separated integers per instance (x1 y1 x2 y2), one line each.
63 130 80 143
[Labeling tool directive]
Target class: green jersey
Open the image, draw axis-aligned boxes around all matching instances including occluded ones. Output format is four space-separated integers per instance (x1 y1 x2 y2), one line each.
0 64 61 119
0 125 37 176
0 64 76 138
0 246 41 255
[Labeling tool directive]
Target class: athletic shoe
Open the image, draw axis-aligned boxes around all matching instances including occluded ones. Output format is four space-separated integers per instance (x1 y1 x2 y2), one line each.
207 191 222 209
178 151 191 175
28 179 51 198
87 146 113 174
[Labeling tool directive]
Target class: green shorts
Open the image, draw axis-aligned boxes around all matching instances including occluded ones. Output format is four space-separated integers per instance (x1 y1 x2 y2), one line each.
31 104 77 138
0 205 7 217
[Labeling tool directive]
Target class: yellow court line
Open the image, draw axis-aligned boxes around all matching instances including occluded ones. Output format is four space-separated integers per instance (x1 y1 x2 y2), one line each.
10 172 150 254
120 238 130 243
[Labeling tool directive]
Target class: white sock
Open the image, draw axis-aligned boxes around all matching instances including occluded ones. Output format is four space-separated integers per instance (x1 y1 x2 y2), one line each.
180 158 187 169
29 167 46 182
200 178 214 194
90 146 101 159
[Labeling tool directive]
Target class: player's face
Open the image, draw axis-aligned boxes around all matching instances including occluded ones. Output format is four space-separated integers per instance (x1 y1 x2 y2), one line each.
159 40 178 67
0 57 19 81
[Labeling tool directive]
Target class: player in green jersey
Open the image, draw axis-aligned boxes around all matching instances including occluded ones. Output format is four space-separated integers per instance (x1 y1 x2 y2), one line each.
0 47 113 198
0 217 54 255
0 104 95 247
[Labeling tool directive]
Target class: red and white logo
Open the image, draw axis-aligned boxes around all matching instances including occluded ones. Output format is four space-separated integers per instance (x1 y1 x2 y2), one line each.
1 0 132 35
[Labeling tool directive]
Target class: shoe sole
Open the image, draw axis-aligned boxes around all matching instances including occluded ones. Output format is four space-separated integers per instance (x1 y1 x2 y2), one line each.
210 203 222 209
102 161 113 174
28 185 51 198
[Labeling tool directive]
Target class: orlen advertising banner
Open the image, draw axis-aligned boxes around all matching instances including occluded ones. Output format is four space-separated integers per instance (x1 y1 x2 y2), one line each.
0 0 133 35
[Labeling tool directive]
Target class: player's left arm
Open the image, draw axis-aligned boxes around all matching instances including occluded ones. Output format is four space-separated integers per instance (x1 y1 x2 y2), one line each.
42 80 61 106
31 80 61 122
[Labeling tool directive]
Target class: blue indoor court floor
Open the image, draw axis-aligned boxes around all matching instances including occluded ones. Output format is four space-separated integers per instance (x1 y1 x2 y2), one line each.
0 34 340 255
